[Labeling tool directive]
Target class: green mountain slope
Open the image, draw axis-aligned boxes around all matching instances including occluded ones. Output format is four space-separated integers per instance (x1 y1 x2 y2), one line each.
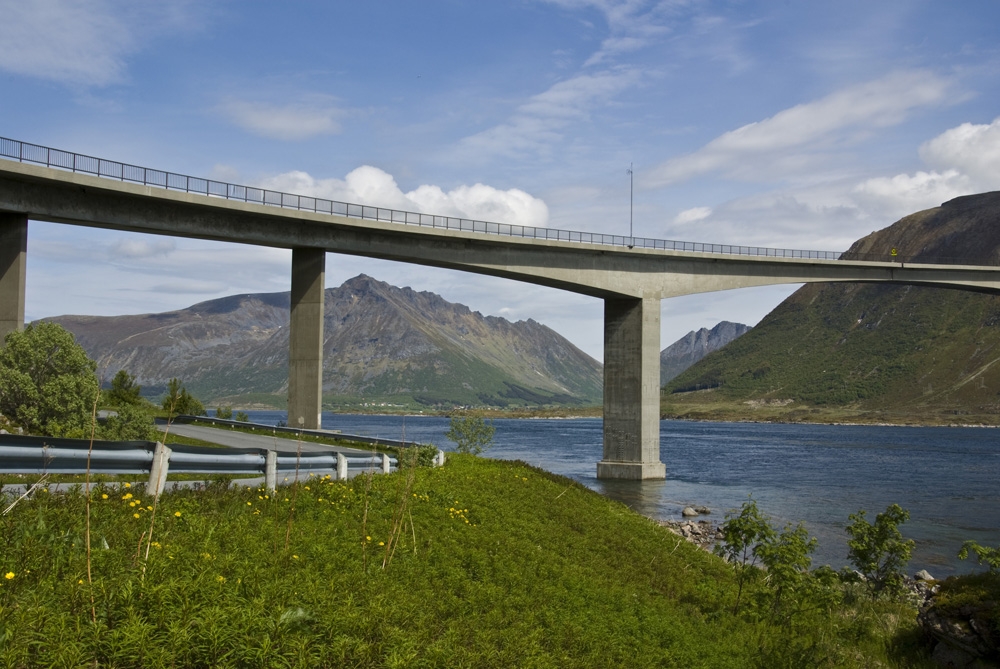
663 191 1000 424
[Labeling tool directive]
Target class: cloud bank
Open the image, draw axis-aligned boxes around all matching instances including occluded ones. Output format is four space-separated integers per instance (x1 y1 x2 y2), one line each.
262 167 550 227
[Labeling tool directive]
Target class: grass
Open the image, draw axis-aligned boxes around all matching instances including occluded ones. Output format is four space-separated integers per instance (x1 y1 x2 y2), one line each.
0 455 934 667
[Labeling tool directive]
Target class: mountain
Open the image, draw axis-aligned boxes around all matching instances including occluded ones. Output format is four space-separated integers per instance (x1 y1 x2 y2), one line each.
660 321 751 385
663 191 1000 424
47 275 603 409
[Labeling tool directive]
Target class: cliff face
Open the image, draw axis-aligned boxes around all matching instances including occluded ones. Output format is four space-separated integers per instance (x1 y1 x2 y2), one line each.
665 191 1000 418
47 275 603 408
660 321 751 386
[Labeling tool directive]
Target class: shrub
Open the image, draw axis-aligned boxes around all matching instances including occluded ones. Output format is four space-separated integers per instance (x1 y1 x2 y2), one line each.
234 411 249 422
958 541 1000 574
715 498 775 613
845 503 914 598
215 406 233 420
161 378 205 417
0 322 99 437
105 369 142 407
99 403 158 442
445 415 495 455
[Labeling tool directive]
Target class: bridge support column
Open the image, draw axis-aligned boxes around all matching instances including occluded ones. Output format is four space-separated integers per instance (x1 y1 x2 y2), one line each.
288 248 325 430
0 213 27 343
598 296 666 480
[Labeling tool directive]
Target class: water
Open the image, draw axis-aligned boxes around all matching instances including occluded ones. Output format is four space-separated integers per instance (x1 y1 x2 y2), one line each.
243 411 1000 576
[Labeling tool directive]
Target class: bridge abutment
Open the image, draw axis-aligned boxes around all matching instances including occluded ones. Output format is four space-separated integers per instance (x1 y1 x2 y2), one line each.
0 213 27 342
598 296 666 480
288 248 325 430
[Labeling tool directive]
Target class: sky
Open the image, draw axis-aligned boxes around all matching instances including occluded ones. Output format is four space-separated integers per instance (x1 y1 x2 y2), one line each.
2 0 1000 360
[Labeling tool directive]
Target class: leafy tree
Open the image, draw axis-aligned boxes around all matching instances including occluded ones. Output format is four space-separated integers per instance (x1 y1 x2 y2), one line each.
162 378 205 417
235 411 249 422
958 541 1000 574
215 406 233 420
0 323 98 437
445 415 495 455
715 498 775 613
845 504 914 598
100 403 157 442
755 522 818 620
105 369 142 407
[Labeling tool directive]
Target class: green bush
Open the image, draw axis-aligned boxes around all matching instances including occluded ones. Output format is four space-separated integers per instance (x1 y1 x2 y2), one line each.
105 369 143 407
215 406 233 420
0 322 99 437
846 504 914 598
958 541 1000 574
100 403 157 442
444 415 495 455
161 378 205 417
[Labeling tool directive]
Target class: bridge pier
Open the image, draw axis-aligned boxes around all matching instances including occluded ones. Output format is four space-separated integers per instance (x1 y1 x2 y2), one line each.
0 213 27 342
288 248 325 430
598 296 666 480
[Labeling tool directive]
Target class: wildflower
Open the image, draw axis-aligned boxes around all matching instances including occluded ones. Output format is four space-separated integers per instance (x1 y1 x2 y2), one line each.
365 536 371 542
258 496 263 500
124 482 131 488
78 579 83 585
304 486 310 490
217 575 225 583
122 493 133 500
147 506 153 511
4 572 13 580
174 511 182 517
247 502 252 506
378 541 385 547
129 501 136 507
292 555 299 559
133 513 140 519
101 494 108 500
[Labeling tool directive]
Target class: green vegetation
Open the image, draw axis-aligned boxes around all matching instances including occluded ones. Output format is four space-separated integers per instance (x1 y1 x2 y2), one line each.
845 504 915 598
0 322 99 438
105 369 143 407
959 541 1000 574
0 456 934 667
214 406 234 420
444 415 495 455
162 378 205 417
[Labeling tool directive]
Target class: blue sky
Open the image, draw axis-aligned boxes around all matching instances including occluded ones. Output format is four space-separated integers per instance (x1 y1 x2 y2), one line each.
3 0 1000 359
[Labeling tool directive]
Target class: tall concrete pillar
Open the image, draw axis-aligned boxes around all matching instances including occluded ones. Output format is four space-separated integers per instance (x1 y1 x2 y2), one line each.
288 248 325 430
0 213 27 343
598 295 666 480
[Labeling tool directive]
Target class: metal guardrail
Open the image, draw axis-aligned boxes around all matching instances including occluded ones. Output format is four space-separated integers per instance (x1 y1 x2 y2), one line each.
0 135 851 261
0 434 399 480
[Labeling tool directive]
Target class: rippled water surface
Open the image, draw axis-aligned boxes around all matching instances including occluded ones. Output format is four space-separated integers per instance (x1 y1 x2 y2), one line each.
245 411 999 576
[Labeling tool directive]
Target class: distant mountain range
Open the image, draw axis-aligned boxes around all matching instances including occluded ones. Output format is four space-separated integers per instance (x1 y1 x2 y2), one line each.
48 274 605 409
660 321 751 386
664 191 1000 424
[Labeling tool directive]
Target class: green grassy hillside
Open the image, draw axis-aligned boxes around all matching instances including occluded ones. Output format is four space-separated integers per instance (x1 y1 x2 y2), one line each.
0 457 930 667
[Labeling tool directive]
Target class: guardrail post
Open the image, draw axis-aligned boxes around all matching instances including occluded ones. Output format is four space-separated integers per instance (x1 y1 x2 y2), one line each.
381 452 391 474
265 450 277 492
148 442 172 498
435 449 446 467
337 452 347 481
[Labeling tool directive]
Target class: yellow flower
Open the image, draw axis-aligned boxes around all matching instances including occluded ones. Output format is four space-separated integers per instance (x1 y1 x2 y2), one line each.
174 511 182 517
124 482 131 488
217 575 226 583
365 536 371 542
147 506 153 511
378 541 385 547
292 554 299 559
78 579 84 584
129 501 136 507
4 572 13 580
247 502 252 506
133 513 140 519
101 494 108 500
122 493 133 500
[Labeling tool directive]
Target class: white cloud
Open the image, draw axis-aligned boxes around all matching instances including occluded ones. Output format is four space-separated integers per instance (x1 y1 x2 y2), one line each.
109 238 176 259
0 0 202 86
262 167 550 227
851 117 1000 220
919 117 1000 185
457 69 641 159
644 71 952 188
219 98 343 141
673 206 711 224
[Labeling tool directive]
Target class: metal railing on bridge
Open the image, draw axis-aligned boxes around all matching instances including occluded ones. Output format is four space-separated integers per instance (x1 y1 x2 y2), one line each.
0 136 849 261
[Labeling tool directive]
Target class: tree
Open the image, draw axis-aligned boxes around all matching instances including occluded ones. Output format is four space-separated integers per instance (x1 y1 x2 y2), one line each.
105 369 142 407
234 411 249 422
445 415 495 455
846 504 914 598
0 322 99 437
715 497 775 613
215 406 233 420
162 378 205 417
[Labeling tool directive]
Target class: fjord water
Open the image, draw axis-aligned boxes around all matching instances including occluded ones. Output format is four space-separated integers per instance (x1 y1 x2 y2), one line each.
245 412 998 576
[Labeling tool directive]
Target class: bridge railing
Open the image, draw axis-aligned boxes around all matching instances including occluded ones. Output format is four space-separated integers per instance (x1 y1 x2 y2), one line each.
4 135 984 265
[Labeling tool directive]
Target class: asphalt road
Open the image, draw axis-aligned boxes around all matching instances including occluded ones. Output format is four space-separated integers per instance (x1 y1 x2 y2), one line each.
160 423 375 456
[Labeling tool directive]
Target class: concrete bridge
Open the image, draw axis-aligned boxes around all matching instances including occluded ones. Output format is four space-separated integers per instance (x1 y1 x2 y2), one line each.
3 138 1000 479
